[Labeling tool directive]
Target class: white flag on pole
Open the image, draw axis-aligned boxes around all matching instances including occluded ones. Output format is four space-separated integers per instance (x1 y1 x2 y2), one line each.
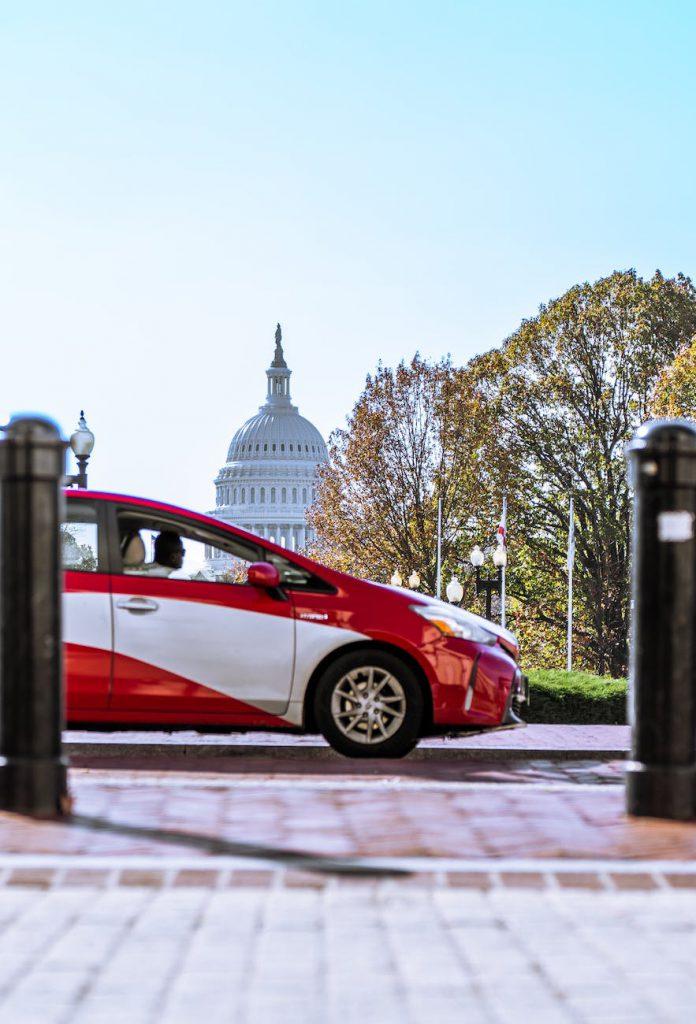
567 495 574 672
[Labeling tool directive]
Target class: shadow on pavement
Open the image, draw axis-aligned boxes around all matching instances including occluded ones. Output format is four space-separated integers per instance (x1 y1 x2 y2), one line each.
68 813 410 879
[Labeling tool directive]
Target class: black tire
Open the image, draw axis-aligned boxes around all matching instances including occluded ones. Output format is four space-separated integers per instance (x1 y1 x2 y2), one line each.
313 649 424 759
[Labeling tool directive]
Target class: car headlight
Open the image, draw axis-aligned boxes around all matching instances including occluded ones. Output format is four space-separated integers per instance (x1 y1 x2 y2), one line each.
411 605 496 645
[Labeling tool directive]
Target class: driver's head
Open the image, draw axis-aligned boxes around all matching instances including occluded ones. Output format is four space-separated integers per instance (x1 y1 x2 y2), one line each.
154 530 184 569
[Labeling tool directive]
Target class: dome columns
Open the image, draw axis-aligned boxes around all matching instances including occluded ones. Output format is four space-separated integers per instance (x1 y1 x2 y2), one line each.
266 365 292 403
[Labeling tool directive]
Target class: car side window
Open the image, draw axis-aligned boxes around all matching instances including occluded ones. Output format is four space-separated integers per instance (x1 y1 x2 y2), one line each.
116 510 264 584
62 502 100 572
114 507 334 591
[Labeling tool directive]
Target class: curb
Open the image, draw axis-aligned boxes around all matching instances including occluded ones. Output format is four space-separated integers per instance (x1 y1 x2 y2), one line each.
64 740 629 763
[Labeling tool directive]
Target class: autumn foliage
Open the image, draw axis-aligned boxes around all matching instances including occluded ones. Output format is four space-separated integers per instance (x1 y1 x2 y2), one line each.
310 270 696 677
307 355 510 595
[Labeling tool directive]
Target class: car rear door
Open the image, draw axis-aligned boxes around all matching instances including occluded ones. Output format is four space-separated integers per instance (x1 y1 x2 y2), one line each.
107 504 295 719
62 496 112 711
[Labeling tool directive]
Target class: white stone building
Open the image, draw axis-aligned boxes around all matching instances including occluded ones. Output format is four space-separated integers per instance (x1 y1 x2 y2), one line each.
207 325 328 565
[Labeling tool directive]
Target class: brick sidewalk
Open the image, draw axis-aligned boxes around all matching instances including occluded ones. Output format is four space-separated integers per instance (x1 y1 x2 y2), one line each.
1 763 695 1023
1 885 695 1023
0 766 693 865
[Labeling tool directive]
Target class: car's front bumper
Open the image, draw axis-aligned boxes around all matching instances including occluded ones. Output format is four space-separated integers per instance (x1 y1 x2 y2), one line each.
427 639 522 727
512 669 529 712
500 669 529 726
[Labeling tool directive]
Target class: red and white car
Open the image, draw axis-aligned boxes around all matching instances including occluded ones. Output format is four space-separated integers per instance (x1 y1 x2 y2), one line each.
62 490 527 758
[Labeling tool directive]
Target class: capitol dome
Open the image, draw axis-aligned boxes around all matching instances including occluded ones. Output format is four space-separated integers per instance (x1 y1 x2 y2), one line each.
226 408 327 465
209 325 328 555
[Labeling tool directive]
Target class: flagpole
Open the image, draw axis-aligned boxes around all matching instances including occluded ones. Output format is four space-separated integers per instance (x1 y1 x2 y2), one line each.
436 496 442 600
567 495 574 672
500 495 507 627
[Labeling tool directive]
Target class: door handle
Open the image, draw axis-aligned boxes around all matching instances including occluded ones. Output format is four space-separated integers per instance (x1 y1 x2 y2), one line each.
116 597 159 613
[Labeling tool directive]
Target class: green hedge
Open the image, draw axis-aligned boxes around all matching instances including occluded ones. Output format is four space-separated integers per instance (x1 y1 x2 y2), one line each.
524 669 628 725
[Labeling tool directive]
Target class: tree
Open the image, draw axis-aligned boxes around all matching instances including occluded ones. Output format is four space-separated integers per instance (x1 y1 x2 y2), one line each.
308 355 513 593
310 271 696 676
652 335 696 417
60 526 97 572
475 270 696 676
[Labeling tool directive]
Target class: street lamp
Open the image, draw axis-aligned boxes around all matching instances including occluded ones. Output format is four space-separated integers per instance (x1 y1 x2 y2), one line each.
66 411 95 489
470 543 504 620
446 576 464 604
492 542 507 569
469 544 484 568
408 570 421 589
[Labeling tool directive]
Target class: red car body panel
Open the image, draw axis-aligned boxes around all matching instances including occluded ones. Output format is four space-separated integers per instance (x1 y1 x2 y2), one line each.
64 642 110 711
110 652 291 727
62 489 520 733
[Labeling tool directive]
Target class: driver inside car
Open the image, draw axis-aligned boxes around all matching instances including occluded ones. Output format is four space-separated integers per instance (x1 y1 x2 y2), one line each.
122 529 186 577
144 530 185 576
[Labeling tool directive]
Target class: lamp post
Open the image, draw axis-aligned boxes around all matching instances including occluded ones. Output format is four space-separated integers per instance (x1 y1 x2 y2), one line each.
470 542 507 621
66 411 95 489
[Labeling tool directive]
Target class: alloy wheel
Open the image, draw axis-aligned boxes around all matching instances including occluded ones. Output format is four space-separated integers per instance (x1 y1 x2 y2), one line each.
330 666 406 744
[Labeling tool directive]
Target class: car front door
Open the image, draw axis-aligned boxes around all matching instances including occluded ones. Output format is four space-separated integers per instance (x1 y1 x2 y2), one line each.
107 505 295 720
62 497 112 712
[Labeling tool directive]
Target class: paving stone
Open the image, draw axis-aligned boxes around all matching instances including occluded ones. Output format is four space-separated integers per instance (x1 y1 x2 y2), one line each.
172 868 219 888
664 873 696 889
446 871 493 889
62 868 112 888
7 868 55 888
227 869 275 887
608 872 659 891
283 870 329 888
555 872 606 890
499 870 547 888
117 868 166 887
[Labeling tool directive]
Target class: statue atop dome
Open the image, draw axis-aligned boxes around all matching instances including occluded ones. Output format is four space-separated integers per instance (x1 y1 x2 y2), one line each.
272 323 287 369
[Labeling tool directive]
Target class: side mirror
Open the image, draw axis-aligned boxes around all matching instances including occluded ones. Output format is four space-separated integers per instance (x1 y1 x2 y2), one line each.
247 561 281 589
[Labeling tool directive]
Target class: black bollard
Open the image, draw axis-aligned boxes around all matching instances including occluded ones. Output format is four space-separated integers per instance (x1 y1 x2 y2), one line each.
0 415 70 816
625 419 696 820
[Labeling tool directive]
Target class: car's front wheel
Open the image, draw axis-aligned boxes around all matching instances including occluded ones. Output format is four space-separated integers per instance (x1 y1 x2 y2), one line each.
313 650 424 758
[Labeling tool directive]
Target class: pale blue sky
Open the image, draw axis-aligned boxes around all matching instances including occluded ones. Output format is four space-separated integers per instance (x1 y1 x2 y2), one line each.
2 1 695 511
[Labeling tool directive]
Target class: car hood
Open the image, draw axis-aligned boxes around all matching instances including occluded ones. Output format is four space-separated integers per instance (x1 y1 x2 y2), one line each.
375 583 518 649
